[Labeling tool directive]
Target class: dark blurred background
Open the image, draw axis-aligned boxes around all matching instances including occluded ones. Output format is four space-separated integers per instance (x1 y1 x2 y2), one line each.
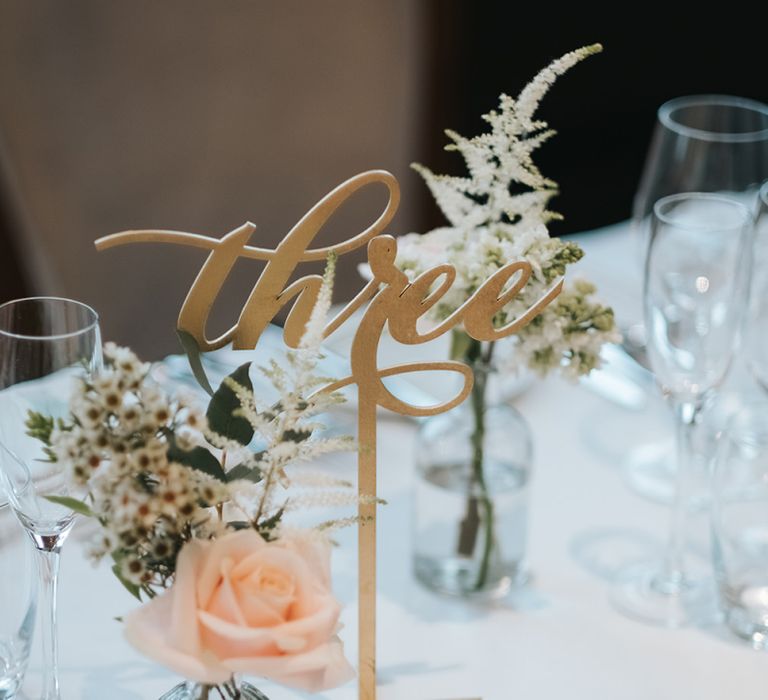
1 1 766 357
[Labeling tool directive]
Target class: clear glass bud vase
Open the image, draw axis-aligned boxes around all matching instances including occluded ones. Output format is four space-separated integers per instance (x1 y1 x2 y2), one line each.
159 679 269 700
413 389 533 599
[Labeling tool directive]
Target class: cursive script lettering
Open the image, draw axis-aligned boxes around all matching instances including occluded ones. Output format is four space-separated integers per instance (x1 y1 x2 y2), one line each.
95 170 562 414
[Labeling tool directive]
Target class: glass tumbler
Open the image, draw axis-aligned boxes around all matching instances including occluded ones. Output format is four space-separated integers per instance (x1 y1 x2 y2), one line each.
712 401 768 648
0 502 36 698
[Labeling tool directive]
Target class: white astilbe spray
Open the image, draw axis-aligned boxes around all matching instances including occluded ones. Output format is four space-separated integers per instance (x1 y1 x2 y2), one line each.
396 44 619 378
218 254 366 536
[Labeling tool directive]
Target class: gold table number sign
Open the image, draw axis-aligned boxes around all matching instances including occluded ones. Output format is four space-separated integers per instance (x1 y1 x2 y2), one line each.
95 170 562 699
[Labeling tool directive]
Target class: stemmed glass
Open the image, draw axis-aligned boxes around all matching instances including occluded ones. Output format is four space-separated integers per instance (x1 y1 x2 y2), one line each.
613 194 752 626
627 95 768 503
0 297 102 699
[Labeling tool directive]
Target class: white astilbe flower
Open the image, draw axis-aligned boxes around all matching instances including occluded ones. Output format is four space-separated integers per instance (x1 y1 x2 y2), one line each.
217 255 358 533
284 491 364 512
395 44 620 379
288 470 353 489
300 252 336 351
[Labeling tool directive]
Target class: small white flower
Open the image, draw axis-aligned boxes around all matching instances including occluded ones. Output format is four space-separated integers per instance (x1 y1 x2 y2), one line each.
129 448 153 472
72 396 105 430
119 402 142 432
120 555 149 586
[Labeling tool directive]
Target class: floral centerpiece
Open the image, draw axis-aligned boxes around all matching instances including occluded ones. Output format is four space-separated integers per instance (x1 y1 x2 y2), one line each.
399 45 620 595
27 261 362 698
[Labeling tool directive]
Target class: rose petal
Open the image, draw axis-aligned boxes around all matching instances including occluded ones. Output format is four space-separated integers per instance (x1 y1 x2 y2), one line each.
225 636 356 693
198 597 340 653
279 531 333 588
124 589 231 685
196 531 267 609
232 546 327 621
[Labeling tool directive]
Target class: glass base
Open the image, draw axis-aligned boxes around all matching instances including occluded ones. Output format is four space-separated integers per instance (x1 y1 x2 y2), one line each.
159 681 269 700
723 604 768 650
0 644 27 700
611 562 712 628
414 554 528 600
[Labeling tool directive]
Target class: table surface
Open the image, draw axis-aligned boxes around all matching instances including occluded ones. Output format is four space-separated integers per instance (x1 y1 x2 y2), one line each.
12 221 768 700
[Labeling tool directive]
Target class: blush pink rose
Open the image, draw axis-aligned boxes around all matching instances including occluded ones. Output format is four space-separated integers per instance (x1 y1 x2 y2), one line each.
123 529 355 692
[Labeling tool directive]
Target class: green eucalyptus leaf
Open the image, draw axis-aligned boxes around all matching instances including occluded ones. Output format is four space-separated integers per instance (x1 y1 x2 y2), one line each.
111 563 142 601
44 495 94 517
226 520 253 531
206 363 255 446
283 428 311 443
225 463 263 483
167 439 227 482
257 506 285 541
176 329 214 397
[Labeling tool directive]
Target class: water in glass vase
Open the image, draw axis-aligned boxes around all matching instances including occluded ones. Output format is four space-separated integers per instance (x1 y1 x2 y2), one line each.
413 403 532 598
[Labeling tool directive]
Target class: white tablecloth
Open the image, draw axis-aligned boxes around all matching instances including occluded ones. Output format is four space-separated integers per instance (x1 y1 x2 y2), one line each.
14 222 768 700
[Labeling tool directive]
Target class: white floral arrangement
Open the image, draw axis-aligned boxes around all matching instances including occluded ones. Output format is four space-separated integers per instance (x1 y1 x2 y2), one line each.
395 44 619 378
26 259 361 695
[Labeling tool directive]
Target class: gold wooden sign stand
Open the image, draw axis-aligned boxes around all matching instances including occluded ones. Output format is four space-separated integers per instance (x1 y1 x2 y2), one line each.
96 170 562 699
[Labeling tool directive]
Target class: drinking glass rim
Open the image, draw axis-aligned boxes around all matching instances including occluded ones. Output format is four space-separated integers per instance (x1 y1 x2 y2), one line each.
659 95 768 143
0 296 100 341
653 193 752 231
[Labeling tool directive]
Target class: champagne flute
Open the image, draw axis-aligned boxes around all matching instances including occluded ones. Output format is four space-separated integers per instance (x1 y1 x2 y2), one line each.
627 95 768 503
0 297 102 700
614 194 752 627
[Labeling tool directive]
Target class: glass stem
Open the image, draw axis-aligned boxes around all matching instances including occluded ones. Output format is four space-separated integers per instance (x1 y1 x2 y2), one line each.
662 400 697 591
454 338 496 590
35 545 61 700
470 360 494 590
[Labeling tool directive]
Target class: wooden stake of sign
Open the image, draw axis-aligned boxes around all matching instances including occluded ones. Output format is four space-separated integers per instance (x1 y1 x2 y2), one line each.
95 171 562 699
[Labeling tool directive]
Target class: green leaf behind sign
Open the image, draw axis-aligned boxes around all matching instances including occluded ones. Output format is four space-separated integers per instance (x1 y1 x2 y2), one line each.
167 439 227 482
176 329 214 397
225 463 263 483
206 363 255 446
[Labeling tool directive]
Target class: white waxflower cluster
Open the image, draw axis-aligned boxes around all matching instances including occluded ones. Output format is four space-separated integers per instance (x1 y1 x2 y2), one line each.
396 45 619 380
48 343 227 587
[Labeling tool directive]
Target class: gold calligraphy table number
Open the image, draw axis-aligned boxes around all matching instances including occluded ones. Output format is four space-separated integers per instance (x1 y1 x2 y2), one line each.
95 171 562 700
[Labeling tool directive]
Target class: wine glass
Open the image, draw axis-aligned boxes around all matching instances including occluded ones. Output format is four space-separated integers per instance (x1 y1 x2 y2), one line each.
745 181 768 390
626 95 768 503
0 297 102 700
613 194 752 627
